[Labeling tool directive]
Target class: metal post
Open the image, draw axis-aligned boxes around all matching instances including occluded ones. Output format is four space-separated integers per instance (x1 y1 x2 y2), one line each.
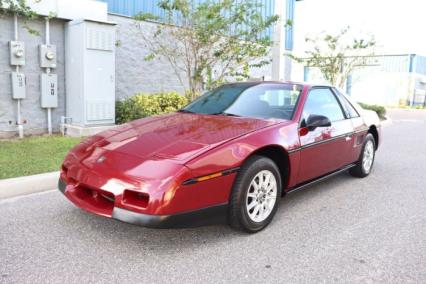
271 0 286 81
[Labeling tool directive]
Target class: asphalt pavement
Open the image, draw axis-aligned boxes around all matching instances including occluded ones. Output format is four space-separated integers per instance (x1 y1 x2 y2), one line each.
1 109 425 284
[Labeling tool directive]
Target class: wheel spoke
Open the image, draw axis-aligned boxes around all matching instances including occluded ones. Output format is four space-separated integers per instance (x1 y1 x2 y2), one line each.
266 179 276 192
266 200 273 211
247 192 257 198
264 173 271 188
251 180 259 192
247 199 257 210
265 194 276 200
259 204 265 217
252 204 261 217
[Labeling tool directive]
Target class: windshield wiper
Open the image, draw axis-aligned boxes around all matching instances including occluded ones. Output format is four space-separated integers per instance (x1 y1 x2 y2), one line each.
211 112 241 117
177 109 195 114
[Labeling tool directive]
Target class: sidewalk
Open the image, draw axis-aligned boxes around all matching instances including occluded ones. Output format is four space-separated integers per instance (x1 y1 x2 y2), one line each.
0 172 59 199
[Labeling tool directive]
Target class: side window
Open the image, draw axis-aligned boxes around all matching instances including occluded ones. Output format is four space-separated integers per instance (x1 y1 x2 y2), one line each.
302 88 345 125
335 90 360 118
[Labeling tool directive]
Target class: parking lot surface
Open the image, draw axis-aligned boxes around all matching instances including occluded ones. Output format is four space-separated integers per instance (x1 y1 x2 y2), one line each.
1 109 425 283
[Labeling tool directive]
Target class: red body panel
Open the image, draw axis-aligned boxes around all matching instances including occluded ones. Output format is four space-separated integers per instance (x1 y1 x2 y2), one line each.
60 82 381 221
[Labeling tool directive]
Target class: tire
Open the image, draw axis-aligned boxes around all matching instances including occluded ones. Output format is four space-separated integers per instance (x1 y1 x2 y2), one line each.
228 155 282 233
350 133 376 178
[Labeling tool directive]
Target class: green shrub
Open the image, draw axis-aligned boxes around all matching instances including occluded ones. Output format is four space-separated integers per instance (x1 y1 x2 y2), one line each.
116 92 189 124
358 102 387 120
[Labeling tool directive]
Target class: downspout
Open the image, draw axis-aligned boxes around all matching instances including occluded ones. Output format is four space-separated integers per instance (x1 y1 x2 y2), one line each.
346 74 353 96
14 14 24 139
303 66 309 82
408 54 415 107
44 17 52 135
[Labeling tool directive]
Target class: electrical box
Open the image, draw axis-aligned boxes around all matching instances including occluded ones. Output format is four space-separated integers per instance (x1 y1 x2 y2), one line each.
11 72 26 99
65 20 116 126
39 44 57 68
41 73 58 108
9 41 26 66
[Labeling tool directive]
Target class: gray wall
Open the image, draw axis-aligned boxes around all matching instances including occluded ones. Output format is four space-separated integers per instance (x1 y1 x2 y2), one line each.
109 14 187 99
0 15 65 138
109 13 275 99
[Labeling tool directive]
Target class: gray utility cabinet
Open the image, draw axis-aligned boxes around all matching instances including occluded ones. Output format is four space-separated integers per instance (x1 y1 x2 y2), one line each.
65 19 116 126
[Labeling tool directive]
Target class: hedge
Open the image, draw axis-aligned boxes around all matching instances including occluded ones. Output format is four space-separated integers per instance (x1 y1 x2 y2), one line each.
358 102 387 120
116 92 189 124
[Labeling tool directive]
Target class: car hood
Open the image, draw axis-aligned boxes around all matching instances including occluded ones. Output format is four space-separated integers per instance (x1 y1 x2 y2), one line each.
84 112 280 164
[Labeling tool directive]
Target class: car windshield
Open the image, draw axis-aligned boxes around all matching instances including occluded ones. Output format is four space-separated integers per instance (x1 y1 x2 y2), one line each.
181 83 302 120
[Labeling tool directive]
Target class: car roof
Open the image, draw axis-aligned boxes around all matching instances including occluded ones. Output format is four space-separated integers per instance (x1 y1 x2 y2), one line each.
222 81 334 89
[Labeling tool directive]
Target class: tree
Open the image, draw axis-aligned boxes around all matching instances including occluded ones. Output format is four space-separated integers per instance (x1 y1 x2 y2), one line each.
0 0 44 35
136 0 278 100
0 0 38 17
291 27 376 88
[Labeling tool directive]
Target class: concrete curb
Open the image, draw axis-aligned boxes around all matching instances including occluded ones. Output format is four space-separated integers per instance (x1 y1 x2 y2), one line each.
0 171 59 200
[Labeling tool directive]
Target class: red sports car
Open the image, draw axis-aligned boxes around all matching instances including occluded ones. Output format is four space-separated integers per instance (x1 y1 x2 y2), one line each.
59 82 381 232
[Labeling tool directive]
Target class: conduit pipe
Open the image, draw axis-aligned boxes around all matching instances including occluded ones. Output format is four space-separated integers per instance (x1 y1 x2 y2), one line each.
14 14 24 139
44 17 52 135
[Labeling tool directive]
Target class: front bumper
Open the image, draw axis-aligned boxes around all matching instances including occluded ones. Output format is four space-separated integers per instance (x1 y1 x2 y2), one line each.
58 179 227 228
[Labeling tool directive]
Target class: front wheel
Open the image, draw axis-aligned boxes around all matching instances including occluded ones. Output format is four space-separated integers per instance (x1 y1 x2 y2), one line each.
228 156 282 233
350 133 376 178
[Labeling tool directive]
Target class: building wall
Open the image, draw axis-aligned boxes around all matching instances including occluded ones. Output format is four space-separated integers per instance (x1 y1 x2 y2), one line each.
110 14 187 99
0 15 66 138
292 54 426 107
0 10 285 137
109 13 274 99
100 0 296 50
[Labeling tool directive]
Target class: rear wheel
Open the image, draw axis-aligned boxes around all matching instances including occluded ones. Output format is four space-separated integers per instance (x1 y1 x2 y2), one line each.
350 133 376 178
228 155 282 233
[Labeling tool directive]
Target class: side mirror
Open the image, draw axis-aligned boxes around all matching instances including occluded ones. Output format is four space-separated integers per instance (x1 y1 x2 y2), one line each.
306 114 331 131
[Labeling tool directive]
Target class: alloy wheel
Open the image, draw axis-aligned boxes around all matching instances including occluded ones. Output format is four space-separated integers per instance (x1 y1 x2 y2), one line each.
362 140 374 173
246 170 277 223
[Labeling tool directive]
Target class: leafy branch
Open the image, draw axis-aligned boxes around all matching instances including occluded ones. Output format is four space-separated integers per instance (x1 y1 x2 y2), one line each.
135 0 278 100
290 27 376 88
0 0 43 36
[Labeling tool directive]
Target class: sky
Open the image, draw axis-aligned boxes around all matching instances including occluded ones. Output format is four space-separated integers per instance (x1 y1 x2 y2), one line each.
293 0 426 56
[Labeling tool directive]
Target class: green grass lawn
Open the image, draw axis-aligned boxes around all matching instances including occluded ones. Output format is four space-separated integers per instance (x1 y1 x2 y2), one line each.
0 136 82 180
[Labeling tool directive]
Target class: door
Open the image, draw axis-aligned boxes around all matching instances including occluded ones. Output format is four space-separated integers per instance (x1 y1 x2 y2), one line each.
333 89 369 164
296 87 354 184
84 22 116 125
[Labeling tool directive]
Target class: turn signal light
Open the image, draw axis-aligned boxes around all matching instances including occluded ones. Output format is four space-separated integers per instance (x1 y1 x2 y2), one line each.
182 167 240 185
196 172 223 182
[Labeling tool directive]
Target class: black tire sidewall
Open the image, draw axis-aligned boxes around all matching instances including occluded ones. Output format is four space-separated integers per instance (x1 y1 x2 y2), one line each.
231 156 282 232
